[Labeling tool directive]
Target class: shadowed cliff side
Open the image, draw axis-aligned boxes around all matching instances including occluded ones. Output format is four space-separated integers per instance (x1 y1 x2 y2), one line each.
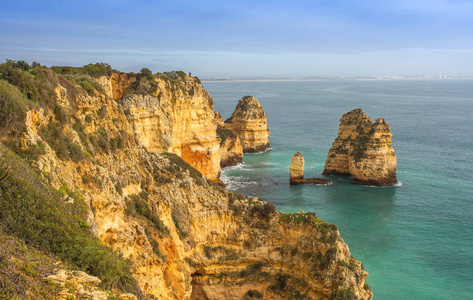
214 111 243 167
0 61 372 299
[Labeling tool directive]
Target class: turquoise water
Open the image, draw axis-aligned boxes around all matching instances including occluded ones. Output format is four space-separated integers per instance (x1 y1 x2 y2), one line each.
203 80 473 300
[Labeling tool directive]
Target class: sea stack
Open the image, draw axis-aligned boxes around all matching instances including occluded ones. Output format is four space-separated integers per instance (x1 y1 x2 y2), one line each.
323 108 397 186
224 96 270 153
289 152 305 183
290 152 332 185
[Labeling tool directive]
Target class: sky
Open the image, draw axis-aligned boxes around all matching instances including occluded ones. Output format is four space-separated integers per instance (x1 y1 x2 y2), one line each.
1 0 472 78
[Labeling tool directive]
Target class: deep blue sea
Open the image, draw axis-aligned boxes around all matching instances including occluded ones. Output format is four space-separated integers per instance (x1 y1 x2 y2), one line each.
203 79 473 300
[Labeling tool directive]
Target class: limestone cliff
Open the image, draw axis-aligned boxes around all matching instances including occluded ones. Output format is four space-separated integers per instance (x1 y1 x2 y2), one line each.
100 72 222 181
0 63 372 300
323 108 397 186
224 96 270 153
214 112 243 167
349 118 397 186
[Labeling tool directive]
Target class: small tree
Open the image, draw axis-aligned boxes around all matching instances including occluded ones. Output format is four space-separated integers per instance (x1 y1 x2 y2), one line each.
140 68 153 80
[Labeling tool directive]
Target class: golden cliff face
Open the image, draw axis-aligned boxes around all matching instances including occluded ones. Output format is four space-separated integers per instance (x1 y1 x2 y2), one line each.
5 66 372 300
323 108 397 186
349 118 397 186
224 96 270 153
102 74 222 181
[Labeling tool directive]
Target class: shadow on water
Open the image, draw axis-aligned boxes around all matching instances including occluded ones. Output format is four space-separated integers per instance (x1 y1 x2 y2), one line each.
304 177 399 257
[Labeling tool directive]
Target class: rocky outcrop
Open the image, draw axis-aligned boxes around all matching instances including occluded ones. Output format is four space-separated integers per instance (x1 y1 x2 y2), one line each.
1 64 372 299
98 73 136 99
46 269 137 300
111 74 222 181
224 96 270 153
349 118 397 186
290 152 332 185
215 112 243 167
217 125 243 167
323 108 397 186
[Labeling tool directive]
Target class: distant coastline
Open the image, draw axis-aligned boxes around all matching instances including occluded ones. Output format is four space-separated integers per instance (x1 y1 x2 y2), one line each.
202 75 473 82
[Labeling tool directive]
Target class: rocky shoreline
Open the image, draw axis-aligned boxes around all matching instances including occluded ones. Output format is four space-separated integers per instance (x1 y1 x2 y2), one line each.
0 62 372 299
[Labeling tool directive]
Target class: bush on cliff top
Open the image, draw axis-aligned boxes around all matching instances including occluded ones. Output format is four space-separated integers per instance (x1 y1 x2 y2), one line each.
0 60 60 108
51 62 114 78
216 125 236 145
0 144 141 295
0 80 33 136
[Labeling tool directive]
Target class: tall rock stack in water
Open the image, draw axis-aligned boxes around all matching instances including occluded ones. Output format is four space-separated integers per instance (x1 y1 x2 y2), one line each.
323 108 397 186
349 118 397 186
224 96 270 153
289 152 305 184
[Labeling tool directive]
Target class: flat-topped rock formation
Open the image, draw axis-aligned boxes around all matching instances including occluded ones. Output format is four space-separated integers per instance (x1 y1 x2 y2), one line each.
224 96 270 153
290 152 332 186
323 108 397 186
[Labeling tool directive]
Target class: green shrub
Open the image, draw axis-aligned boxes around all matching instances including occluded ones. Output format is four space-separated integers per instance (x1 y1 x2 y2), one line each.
52 63 113 78
245 290 263 298
162 152 205 186
162 71 186 80
240 261 268 277
125 194 169 235
216 125 236 145
0 60 59 108
53 104 67 124
139 68 153 80
185 257 196 268
268 275 289 291
157 73 170 80
0 231 62 299
329 284 356 300
144 227 162 258
0 80 33 136
0 145 139 293
80 80 95 95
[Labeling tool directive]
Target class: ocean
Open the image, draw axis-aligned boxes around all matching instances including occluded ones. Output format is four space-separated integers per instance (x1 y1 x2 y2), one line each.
203 79 473 300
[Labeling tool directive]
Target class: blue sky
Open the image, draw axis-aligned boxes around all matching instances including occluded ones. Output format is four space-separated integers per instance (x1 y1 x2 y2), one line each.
1 0 472 78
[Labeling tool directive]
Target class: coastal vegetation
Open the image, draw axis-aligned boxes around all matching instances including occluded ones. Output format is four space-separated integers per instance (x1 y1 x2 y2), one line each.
0 145 141 297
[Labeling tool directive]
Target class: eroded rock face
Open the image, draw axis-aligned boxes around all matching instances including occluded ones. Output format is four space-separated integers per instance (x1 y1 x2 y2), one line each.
115 75 222 181
224 96 270 153
349 118 397 186
323 108 397 186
